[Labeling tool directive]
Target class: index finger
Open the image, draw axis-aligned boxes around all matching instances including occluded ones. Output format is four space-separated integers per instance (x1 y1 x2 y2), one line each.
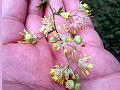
2 0 29 44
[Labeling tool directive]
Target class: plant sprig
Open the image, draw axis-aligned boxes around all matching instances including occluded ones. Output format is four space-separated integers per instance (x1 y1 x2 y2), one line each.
18 1 93 90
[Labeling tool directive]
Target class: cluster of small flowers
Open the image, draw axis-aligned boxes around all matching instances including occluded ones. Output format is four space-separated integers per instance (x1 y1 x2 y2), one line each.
50 54 93 90
18 1 93 90
40 16 55 37
79 1 92 16
50 65 80 90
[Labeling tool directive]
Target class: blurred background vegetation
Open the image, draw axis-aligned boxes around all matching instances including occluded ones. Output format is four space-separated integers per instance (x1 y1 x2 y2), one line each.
82 0 120 61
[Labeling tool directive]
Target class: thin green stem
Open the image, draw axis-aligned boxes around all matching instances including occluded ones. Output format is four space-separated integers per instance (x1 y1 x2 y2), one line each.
48 3 72 67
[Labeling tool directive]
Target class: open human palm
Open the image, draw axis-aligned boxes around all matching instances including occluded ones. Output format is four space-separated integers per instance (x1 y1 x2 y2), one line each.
2 0 120 90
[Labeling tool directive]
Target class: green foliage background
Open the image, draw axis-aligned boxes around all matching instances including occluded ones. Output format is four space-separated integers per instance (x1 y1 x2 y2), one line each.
82 0 120 61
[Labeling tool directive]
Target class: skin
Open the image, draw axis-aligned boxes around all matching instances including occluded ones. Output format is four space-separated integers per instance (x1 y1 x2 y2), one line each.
2 0 120 90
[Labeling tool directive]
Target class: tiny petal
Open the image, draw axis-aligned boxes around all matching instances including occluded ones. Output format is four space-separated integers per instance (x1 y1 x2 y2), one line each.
69 22 81 35
68 29 77 35
64 49 68 54
88 64 93 69
84 55 92 61
43 30 48 37
82 70 89 76
74 74 80 82
52 44 61 51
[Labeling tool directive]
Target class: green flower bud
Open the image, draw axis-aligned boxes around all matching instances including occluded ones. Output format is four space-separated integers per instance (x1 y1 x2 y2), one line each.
24 33 35 42
74 83 80 90
65 80 75 90
74 35 82 45
19 29 37 44
65 37 73 42
49 37 57 43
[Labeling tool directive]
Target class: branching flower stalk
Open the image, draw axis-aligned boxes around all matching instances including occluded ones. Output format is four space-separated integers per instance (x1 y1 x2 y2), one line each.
47 2 63 41
18 1 93 90
47 3 76 70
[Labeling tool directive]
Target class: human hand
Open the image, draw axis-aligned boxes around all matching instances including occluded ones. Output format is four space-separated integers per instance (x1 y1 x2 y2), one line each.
2 0 120 90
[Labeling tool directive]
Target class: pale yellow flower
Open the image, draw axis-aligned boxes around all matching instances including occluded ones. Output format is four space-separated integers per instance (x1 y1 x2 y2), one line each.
40 16 54 37
18 29 37 44
78 55 93 76
50 65 81 89
79 1 91 16
50 65 65 85
69 22 81 35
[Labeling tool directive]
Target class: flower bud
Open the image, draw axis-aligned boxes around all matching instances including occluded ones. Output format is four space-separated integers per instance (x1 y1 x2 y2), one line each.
24 33 35 42
49 37 58 43
74 35 82 45
65 37 73 42
22 30 37 44
65 80 75 89
74 83 80 90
